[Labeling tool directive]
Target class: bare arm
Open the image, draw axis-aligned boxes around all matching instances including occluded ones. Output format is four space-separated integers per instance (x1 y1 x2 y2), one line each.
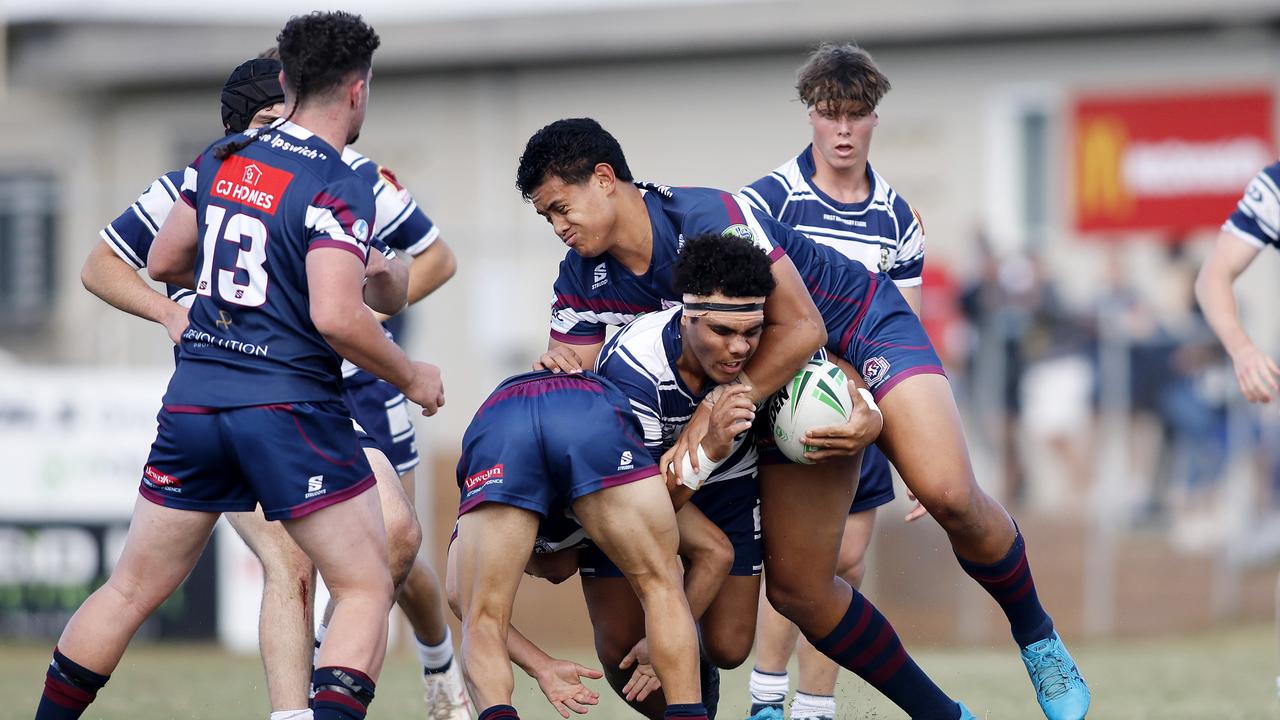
82 241 188 344
406 237 457 305
308 248 444 414
148 200 199 289
1194 230 1279 402
898 284 922 317
739 256 826 403
361 248 410 316
536 337 605 374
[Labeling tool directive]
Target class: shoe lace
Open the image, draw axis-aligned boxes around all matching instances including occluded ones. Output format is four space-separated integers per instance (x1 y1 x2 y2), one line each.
1030 645 1083 701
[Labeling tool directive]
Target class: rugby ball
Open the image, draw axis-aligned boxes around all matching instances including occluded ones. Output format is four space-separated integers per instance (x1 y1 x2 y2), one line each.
768 358 852 464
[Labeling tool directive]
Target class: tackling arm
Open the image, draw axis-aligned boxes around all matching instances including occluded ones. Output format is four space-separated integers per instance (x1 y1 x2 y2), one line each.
738 256 826 403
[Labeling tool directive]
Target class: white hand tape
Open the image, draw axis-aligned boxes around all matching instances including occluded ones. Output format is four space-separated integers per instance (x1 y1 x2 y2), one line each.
677 445 724 491
856 387 881 417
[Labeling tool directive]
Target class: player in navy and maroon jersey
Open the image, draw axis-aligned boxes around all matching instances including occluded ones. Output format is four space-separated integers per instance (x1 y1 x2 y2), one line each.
34 13 442 720
517 117 1088 720
81 53 467 719
451 369 709 720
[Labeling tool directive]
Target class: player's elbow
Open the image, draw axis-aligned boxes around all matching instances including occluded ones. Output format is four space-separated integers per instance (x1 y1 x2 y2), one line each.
436 244 458 285
1192 262 1221 311
80 254 104 297
310 301 355 344
147 257 182 285
796 314 826 356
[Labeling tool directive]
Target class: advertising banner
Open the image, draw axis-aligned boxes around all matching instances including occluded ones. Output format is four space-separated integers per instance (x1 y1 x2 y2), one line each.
1072 90 1274 234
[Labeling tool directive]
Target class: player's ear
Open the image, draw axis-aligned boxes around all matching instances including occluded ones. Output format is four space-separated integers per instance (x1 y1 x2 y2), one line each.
594 163 617 195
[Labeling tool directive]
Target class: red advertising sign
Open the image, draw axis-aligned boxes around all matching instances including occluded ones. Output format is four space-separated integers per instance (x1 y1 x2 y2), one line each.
1072 90 1274 234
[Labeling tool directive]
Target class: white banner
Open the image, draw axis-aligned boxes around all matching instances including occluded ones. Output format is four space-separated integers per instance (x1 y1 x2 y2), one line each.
0 367 170 520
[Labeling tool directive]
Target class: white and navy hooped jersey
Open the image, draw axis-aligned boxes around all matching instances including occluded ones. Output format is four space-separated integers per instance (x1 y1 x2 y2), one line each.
595 306 757 488
550 182 876 348
339 147 439 384
741 147 924 287
1224 160 1280 250
162 120 376 408
100 170 199 309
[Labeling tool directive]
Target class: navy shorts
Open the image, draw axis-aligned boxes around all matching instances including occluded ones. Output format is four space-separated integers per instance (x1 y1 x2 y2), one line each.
141 401 376 521
455 371 656 517
580 475 763 578
839 273 945 402
343 379 419 474
851 444 893 513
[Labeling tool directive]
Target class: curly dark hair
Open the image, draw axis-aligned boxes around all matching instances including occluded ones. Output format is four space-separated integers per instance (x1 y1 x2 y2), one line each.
215 13 378 161
796 42 890 115
673 233 776 299
516 118 634 199
277 11 380 99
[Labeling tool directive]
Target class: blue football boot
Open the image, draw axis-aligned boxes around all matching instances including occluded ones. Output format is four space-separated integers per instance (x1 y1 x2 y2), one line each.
743 706 783 720
957 702 979 719
1021 631 1090 719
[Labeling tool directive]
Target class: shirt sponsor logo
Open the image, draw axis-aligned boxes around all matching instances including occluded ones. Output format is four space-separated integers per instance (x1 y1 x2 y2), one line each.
259 133 328 161
820 213 868 228
862 356 891 388
465 464 504 492
617 450 634 471
212 156 294 215
144 465 182 489
591 262 608 290
182 327 269 357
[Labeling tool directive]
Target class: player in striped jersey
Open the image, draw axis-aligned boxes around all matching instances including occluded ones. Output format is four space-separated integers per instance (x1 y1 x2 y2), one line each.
1195 159 1280 698
80 52 466 720
580 233 779 718
738 43 926 720
519 117 1087 720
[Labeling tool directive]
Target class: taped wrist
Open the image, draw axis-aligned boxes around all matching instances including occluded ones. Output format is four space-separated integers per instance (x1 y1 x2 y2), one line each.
677 445 725 491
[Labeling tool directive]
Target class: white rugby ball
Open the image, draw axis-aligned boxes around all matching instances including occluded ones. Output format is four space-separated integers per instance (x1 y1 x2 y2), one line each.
768 358 852 464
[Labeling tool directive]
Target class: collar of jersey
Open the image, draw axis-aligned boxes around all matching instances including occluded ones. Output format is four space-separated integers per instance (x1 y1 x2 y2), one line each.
799 144 879 214
267 119 314 140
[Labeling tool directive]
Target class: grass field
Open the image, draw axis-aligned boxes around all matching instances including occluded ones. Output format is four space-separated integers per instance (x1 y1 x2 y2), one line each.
3 623 1277 719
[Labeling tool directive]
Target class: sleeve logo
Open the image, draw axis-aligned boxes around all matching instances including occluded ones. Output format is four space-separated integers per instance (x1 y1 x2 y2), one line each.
352 218 370 242
722 224 755 241
212 155 295 215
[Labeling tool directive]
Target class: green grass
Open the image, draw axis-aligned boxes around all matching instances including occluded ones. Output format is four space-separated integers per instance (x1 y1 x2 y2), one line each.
3 624 1277 719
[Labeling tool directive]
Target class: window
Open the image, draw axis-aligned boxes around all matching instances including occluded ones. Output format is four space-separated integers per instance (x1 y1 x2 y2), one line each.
0 174 58 330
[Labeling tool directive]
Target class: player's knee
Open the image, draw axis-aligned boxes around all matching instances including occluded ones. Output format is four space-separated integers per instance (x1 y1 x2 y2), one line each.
386 512 422 588
919 481 982 533
839 557 867 589
703 633 752 669
764 575 821 627
102 572 165 618
462 600 509 640
591 627 635 669
259 541 314 587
